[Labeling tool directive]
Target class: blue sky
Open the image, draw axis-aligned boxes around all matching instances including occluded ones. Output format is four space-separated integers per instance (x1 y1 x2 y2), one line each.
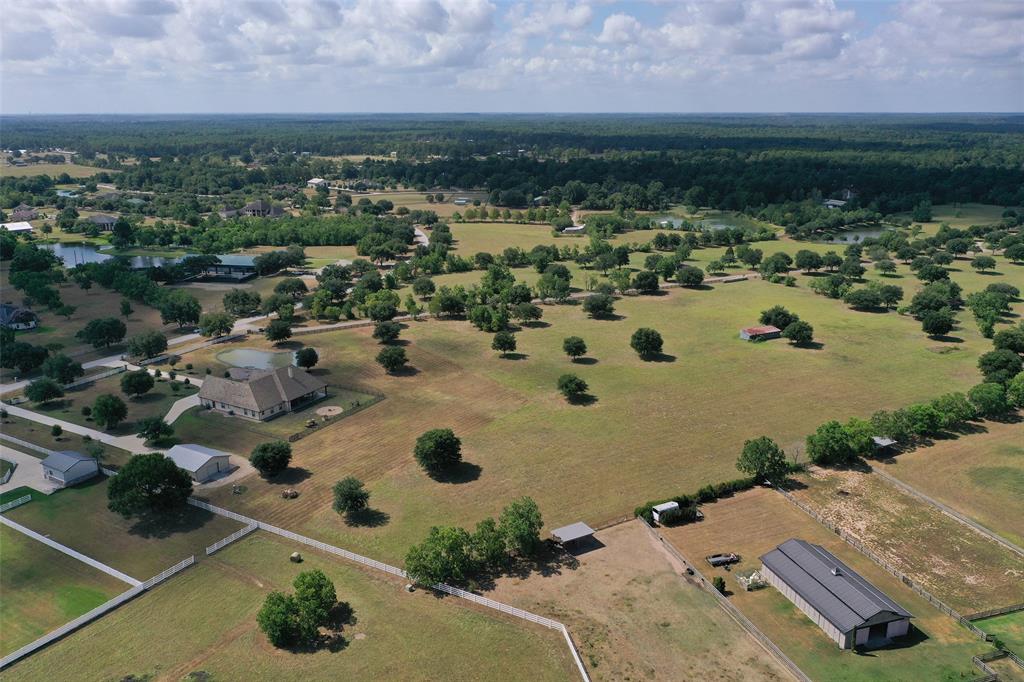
1 0 1021 114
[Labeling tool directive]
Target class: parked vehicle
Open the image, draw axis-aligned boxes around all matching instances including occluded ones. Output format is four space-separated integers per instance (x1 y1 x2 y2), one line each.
706 553 740 567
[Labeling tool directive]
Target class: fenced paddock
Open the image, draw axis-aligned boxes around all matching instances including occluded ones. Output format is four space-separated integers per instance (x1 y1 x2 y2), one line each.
187 498 590 681
0 556 194 670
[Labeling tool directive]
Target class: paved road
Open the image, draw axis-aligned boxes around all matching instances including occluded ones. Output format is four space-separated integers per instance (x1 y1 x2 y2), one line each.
163 395 200 425
0 445 59 495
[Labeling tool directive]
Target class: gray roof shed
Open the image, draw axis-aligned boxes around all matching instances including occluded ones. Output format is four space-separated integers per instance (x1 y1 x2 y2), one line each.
551 522 595 544
41 450 95 472
761 539 911 634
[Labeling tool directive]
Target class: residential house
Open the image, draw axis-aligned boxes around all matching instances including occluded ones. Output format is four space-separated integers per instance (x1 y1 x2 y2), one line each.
198 366 327 421
307 178 328 188
241 200 285 218
0 304 39 330
88 214 117 230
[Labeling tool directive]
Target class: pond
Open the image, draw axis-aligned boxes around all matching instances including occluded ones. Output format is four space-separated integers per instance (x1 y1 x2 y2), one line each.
811 227 895 243
41 242 187 269
216 348 296 370
650 214 756 231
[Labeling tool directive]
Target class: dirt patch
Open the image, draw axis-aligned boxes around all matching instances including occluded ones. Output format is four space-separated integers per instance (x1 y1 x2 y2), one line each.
316 405 344 417
487 519 789 681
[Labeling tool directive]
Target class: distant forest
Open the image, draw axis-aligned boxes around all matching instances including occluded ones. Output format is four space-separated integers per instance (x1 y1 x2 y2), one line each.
4 114 1024 213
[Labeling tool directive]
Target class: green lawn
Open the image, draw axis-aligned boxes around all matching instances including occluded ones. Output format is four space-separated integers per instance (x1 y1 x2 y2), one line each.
0 525 126 656
977 611 1024 657
4 476 242 579
25 375 199 437
0 414 133 467
0 162 104 178
173 385 381 454
2 532 576 682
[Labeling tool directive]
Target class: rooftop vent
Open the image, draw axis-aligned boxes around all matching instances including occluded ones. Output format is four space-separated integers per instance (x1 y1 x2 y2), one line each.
831 567 841 576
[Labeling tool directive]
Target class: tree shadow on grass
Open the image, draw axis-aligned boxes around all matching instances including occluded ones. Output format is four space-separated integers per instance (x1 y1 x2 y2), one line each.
344 507 390 528
274 340 305 350
516 321 551 330
795 341 826 350
429 461 482 484
500 352 529 361
566 393 598 406
571 357 598 365
128 508 210 539
927 334 965 343
591 313 626 321
643 352 676 363
389 365 420 377
266 467 313 485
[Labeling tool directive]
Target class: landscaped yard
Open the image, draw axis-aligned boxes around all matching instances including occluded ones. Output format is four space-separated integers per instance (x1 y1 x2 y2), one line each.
4 476 242 579
789 467 1024 614
172 384 381 454
876 420 1024 548
25 374 199 437
0 524 127 656
661 486 996 682
0 414 133 467
2 532 577 682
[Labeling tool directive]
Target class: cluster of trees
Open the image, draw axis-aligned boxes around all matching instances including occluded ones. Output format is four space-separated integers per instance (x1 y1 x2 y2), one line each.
759 306 814 346
404 497 544 586
258 570 345 649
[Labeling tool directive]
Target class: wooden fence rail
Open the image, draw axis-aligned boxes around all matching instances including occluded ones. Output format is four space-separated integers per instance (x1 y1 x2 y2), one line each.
774 487 993 642
638 517 812 682
965 603 1024 622
0 494 32 513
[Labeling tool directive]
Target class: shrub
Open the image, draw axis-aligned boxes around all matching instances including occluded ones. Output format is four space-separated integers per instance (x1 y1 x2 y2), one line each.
782 320 814 346
376 346 408 373
968 383 1010 418
563 336 587 360
713 576 726 594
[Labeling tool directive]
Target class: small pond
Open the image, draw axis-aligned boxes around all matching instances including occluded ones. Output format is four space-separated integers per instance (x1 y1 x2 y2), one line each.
216 348 296 370
41 242 188 269
650 214 756 231
811 227 895 243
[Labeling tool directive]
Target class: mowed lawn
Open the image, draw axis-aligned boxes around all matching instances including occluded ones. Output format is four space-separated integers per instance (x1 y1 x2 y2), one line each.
789 468 1024 614
4 476 242 580
976 611 1024 656
0 525 127 656
0 414 133 467
661 487 995 682
193 274 998 565
2 532 576 682
0 162 103 178
27 375 199 437
876 420 1024 548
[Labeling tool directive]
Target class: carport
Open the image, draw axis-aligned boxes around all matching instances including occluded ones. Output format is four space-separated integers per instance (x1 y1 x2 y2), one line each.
551 522 597 553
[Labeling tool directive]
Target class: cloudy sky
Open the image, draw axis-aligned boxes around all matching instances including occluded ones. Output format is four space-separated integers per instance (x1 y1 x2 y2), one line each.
1 0 1021 114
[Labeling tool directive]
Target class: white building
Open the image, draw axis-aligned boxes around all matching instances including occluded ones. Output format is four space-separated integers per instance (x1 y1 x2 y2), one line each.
1 221 33 233
307 178 327 188
165 444 232 483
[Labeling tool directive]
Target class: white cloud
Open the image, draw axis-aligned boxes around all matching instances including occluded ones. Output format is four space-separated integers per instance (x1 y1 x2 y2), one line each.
0 0 1019 112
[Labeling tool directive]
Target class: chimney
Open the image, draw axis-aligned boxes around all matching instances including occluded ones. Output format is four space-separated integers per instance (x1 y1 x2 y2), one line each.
287 367 294 378
831 567 840 576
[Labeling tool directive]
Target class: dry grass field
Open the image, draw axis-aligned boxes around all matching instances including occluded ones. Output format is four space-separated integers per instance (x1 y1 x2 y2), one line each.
5 476 242 579
488 519 791 681
3 532 576 682
179 271 998 566
789 468 1024 614
876 420 1024 548
0 525 126 656
0 162 104 178
661 487 995 682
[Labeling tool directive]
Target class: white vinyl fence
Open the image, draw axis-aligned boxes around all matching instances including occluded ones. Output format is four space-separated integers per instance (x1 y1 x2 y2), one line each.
0 556 194 670
205 524 258 555
0 494 32 513
188 498 591 681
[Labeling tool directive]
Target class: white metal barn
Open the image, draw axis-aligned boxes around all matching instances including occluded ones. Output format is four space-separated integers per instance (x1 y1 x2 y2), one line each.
165 444 232 483
760 539 912 649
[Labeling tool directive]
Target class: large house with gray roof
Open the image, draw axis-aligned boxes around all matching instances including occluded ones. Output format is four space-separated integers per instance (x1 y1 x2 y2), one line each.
760 538 912 649
198 366 327 421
